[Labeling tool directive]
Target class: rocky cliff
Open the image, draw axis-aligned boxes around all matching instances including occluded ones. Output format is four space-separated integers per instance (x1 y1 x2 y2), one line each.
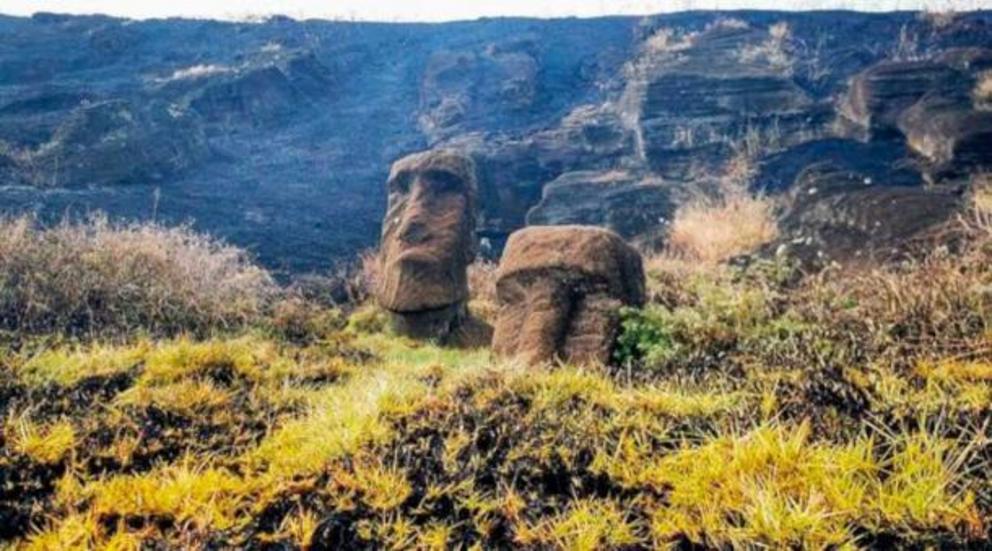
1 11 990 273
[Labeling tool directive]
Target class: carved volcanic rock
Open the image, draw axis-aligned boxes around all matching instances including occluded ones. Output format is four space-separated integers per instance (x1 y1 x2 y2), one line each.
377 149 487 344
493 226 645 366
526 170 679 241
840 59 963 137
772 164 966 265
838 48 992 182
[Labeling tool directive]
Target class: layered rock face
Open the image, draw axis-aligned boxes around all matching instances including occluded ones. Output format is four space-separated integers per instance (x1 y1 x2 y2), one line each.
840 48 992 181
376 150 487 344
492 226 645 366
2 12 992 271
525 170 679 242
620 21 829 179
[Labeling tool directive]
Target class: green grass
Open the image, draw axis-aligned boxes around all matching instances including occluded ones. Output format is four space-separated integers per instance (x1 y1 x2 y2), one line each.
6 219 992 549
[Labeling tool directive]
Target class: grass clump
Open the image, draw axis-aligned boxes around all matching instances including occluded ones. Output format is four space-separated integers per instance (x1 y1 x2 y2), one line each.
641 423 981 548
15 341 148 387
8 417 76 464
975 71 992 108
85 456 249 532
664 181 778 265
0 214 275 339
516 498 642 550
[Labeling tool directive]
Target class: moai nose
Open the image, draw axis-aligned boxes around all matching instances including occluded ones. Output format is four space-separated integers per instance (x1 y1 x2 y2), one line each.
397 216 430 245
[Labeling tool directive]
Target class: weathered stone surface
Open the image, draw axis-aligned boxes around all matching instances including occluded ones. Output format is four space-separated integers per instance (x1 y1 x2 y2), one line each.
839 48 992 142
525 170 679 241
620 21 831 180
771 163 965 266
377 149 487 344
898 95 992 179
840 59 962 137
493 226 645 366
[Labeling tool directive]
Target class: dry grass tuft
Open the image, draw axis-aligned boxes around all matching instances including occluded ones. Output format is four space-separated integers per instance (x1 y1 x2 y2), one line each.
976 71 992 108
664 182 779 265
8 417 76 464
920 9 960 30
738 21 794 73
0 214 274 338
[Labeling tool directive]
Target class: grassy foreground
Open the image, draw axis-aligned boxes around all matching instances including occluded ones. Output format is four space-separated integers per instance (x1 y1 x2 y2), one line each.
3 212 992 549
2 329 988 550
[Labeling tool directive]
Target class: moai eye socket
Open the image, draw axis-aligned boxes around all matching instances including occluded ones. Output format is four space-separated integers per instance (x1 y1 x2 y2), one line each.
388 171 413 195
425 170 462 193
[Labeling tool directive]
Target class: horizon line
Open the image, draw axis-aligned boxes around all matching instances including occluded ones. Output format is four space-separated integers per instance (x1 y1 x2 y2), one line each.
1 0 988 24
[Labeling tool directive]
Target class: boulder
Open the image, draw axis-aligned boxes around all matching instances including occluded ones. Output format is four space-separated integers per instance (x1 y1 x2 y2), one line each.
377 149 489 345
492 226 645 366
525 170 679 241
771 163 965 266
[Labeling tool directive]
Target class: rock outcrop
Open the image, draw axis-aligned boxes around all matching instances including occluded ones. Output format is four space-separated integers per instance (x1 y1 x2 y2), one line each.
898 95 992 178
12 99 207 187
526 170 679 241
377 149 490 345
450 103 637 246
770 164 965 266
838 48 992 181
492 226 645 366
620 20 831 180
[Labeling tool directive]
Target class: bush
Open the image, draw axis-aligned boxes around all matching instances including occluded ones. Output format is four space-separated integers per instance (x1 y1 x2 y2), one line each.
267 296 345 344
0 215 275 339
346 304 390 334
614 306 677 368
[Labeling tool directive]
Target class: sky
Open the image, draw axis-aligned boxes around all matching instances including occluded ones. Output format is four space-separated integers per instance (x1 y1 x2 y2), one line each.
1 0 989 21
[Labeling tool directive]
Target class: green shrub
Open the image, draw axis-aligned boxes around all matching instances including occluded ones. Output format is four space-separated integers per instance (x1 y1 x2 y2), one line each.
614 306 677 368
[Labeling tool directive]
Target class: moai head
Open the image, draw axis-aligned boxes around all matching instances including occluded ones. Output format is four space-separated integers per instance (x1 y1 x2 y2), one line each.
377 150 478 340
492 226 645 366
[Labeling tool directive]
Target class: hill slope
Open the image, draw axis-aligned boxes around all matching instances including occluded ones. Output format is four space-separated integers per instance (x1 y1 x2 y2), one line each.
1 11 990 273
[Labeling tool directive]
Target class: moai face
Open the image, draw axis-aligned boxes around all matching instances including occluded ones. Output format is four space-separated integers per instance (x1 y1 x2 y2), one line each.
492 269 581 366
377 151 477 315
492 226 645 366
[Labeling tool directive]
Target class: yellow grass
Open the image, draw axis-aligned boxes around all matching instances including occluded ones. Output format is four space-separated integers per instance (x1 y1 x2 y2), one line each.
9 417 76 464
666 185 778 264
976 71 992 105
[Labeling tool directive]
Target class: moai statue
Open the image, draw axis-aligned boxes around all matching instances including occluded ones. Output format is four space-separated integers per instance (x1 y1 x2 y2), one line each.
492 225 645 366
377 149 489 346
